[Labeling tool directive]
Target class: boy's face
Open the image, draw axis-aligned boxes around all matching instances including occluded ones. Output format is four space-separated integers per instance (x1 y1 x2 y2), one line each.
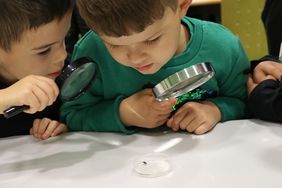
0 12 72 84
100 7 188 75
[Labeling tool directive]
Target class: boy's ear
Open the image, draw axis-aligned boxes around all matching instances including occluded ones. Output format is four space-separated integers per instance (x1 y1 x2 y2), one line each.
178 0 192 18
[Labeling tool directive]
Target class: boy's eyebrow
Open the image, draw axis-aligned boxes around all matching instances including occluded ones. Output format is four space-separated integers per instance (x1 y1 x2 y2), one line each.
32 42 57 50
147 32 162 40
102 31 162 45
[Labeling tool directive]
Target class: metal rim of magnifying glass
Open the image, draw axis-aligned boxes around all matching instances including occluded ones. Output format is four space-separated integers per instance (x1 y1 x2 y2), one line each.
2 57 98 119
153 62 215 101
55 57 98 101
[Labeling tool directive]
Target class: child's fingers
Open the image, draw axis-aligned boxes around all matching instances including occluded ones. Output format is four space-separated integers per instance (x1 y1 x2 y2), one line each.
32 84 52 111
155 119 169 127
247 74 255 84
265 75 276 80
37 118 51 136
41 121 59 140
35 76 59 104
166 118 173 128
268 69 282 80
183 116 201 132
154 114 171 125
153 107 173 115
257 61 282 81
170 110 189 131
247 76 256 94
247 76 254 94
194 123 215 135
23 87 43 113
158 113 171 120
253 69 266 83
51 124 68 137
32 119 41 137
152 98 176 112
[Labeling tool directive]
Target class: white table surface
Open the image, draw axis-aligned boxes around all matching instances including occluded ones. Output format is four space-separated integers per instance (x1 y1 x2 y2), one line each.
0 120 281 188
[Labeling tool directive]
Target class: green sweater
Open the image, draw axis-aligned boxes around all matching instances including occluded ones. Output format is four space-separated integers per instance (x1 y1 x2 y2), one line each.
61 17 250 134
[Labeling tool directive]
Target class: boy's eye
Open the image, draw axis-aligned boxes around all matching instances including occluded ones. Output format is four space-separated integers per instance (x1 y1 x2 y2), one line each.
37 48 51 55
144 36 160 45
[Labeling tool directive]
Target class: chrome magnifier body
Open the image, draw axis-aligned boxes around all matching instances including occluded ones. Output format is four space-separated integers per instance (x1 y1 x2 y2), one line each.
3 57 97 119
153 62 215 102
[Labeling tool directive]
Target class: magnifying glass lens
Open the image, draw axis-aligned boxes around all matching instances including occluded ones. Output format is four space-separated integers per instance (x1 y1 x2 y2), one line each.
60 62 96 101
153 62 215 101
3 57 97 119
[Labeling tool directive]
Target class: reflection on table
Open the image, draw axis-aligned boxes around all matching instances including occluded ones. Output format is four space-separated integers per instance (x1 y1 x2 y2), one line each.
0 120 281 188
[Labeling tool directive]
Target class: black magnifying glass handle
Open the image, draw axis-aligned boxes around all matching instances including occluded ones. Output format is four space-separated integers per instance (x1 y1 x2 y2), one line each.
3 105 29 119
3 74 62 119
3 57 97 119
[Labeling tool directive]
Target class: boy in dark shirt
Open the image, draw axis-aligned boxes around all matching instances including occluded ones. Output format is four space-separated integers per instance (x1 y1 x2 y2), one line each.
248 56 282 122
0 0 74 139
247 0 282 122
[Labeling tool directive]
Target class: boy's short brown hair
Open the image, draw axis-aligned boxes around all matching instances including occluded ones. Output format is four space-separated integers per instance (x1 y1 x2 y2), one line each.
0 0 74 51
77 0 178 37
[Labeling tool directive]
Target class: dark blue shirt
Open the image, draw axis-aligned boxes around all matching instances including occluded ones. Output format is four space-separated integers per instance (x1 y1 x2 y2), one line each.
0 82 61 138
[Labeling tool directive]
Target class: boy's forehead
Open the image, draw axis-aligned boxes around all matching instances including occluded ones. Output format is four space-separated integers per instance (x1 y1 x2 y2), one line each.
100 8 174 45
19 13 71 49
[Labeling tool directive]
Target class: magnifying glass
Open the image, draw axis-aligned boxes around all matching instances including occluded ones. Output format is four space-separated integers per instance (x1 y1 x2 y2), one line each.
3 57 97 119
153 62 215 105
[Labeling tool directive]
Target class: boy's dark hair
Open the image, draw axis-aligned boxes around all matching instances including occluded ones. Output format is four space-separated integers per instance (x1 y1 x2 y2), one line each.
76 0 178 37
0 0 74 51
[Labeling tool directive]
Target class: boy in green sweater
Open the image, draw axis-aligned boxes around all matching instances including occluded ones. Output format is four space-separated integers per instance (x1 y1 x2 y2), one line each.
61 0 250 134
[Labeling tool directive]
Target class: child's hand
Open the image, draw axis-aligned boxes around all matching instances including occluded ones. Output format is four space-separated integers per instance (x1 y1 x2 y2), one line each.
247 74 275 94
30 118 68 140
253 61 282 83
0 75 59 113
167 101 221 134
119 88 176 128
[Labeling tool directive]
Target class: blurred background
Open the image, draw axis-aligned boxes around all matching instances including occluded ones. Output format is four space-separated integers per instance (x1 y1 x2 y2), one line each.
187 0 268 60
67 0 281 61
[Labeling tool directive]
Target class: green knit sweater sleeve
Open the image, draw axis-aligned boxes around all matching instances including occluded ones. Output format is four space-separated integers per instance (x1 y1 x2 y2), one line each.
60 42 135 134
209 39 249 121
60 78 135 134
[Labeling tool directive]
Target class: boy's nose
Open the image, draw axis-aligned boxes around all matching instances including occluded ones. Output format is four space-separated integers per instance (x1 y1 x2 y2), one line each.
57 44 68 64
126 49 147 65
52 44 67 70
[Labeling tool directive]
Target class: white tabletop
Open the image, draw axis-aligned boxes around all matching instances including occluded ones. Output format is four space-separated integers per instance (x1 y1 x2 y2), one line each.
0 120 281 188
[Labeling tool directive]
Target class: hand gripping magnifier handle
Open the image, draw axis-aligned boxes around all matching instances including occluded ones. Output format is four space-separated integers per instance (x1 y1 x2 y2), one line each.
3 57 97 119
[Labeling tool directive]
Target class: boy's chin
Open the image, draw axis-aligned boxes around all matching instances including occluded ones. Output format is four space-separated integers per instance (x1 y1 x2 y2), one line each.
137 69 157 75
142 72 157 75
135 66 160 75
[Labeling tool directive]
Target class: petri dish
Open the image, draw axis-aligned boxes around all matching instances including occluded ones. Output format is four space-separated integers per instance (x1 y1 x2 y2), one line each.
133 153 172 178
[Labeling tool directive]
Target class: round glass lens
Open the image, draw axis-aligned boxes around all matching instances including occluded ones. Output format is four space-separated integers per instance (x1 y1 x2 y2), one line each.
60 63 96 101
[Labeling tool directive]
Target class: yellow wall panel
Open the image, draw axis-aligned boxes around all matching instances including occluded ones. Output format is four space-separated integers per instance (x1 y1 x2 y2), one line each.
221 0 268 59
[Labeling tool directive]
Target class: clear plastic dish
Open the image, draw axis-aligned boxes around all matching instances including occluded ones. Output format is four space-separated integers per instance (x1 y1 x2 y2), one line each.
133 153 172 178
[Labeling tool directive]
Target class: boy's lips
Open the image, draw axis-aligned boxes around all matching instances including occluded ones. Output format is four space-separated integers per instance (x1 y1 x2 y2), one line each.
48 71 62 78
134 64 153 72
